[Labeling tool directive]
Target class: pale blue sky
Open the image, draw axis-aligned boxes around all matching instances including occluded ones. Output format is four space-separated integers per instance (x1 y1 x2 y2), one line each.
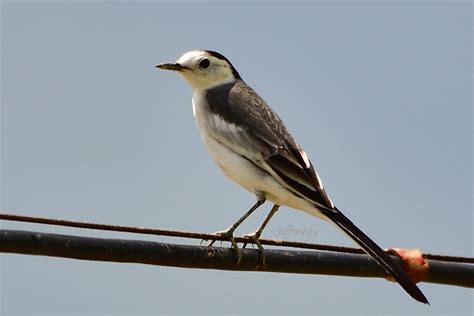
1 1 472 315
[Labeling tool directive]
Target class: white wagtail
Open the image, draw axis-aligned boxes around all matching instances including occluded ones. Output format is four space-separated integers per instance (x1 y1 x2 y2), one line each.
156 50 428 304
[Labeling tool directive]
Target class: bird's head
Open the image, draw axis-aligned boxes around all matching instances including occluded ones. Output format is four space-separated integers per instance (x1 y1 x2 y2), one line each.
156 50 241 91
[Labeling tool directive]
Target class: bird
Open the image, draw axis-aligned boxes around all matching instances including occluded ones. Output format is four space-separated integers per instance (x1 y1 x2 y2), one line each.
155 49 429 304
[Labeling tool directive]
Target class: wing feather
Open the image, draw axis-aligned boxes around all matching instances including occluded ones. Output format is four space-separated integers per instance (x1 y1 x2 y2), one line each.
205 80 334 209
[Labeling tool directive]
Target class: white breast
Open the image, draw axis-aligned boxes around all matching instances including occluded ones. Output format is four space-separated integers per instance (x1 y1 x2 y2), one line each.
192 92 264 191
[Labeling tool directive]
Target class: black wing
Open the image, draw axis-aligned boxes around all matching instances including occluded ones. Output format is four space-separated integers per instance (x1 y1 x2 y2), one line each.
206 80 334 209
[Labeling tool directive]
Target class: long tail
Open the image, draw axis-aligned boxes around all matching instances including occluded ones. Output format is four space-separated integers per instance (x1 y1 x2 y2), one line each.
321 207 429 304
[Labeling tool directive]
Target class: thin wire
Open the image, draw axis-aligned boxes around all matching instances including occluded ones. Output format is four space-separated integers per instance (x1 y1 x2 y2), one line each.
0 212 472 264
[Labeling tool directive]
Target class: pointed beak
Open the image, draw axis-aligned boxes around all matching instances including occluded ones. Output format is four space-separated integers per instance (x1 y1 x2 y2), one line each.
155 62 187 71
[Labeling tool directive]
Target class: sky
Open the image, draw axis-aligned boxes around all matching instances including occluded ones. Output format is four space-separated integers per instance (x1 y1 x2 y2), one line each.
1 1 472 315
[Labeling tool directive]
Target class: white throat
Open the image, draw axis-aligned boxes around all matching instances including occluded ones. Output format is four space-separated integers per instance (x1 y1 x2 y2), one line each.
180 73 237 93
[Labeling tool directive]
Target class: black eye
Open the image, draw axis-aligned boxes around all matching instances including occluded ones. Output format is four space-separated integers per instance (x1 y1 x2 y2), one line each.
199 58 210 69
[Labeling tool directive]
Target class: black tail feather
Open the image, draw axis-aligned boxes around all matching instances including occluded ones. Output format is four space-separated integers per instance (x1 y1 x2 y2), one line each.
322 207 429 304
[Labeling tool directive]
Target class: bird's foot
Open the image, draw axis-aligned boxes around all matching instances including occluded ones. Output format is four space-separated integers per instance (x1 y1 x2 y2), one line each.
207 228 241 263
242 231 266 268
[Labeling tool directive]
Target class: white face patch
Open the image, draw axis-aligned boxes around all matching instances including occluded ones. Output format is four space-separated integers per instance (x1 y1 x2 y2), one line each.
176 50 204 67
174 50 236 91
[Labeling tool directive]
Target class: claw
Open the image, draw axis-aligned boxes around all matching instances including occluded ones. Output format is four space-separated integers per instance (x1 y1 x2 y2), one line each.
242 238 255 249
206 228 242 263
242 231 266 268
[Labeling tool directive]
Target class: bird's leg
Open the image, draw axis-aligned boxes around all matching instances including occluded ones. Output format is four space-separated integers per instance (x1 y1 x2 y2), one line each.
207 198 265 263
242 204 280 267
